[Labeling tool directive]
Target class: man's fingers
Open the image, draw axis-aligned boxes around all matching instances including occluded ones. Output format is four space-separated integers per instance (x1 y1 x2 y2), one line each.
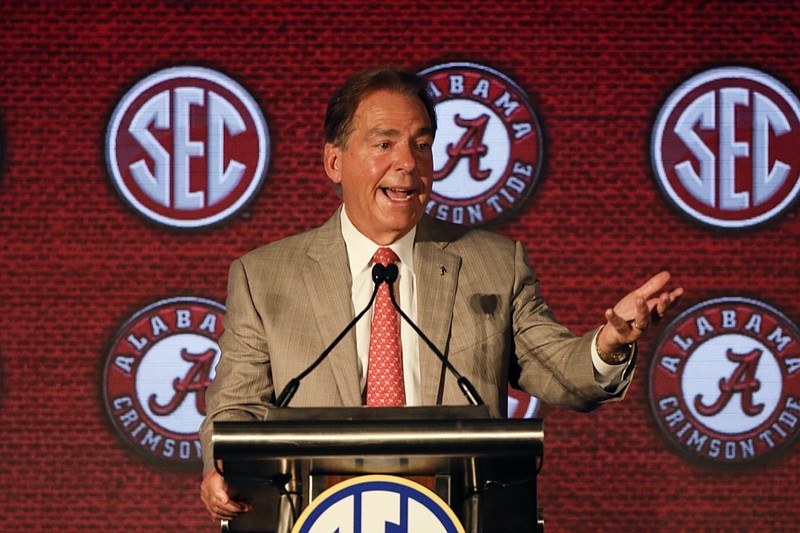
638 270 672 298
655 292 670 318
214 509 239 521
200 469 251 521
211 498 246 521
652 287 684 320
630 296 650 333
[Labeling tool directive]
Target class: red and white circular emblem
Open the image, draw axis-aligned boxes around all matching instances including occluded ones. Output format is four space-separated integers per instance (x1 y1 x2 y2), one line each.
103 297 224 465
106 66 269 228
419 63 542 227
649 297 800 465
508 386 540 419
652 67 800 228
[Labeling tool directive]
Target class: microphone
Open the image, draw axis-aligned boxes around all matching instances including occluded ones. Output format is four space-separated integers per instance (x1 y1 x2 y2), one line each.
274 263 387 407
383 263 485 406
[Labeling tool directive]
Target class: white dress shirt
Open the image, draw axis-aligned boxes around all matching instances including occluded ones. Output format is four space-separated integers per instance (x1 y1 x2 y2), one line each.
340 208 422 404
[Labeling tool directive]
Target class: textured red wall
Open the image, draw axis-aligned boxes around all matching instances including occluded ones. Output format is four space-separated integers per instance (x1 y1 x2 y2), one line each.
0 1 798 531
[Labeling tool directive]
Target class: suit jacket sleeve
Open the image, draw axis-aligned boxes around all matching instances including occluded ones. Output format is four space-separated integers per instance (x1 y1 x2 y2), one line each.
510 239 633 411
199 258 274 474
418 218 632 416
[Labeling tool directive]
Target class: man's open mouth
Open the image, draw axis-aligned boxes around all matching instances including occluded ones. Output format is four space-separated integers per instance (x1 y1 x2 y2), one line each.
381 187 415 201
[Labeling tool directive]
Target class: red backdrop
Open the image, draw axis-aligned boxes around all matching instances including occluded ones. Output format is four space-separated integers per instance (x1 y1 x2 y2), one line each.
1 1 798 531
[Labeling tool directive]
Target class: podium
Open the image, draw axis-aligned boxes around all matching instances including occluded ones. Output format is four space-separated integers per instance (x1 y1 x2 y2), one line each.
213 406 544 533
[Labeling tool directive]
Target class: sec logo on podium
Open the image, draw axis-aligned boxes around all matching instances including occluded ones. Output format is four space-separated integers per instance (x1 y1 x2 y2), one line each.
293 475 465 533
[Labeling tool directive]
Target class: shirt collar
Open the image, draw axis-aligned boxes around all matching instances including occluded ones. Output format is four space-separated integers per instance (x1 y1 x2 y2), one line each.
340 206 416 276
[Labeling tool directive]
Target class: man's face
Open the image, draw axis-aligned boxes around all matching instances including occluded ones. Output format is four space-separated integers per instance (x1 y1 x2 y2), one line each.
324 90 435 245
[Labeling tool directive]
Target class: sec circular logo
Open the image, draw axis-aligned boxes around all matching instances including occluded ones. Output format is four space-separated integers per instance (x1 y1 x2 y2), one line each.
419 62 542 227
293 475 465 533
106 66 270 228
652 67 800 228
103 297 224 465
649 297 800 465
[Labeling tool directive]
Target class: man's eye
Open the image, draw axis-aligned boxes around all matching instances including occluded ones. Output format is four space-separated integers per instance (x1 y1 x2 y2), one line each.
378 142 390 149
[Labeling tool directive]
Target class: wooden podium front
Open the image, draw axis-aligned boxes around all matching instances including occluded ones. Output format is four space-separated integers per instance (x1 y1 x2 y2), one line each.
213 406 544 533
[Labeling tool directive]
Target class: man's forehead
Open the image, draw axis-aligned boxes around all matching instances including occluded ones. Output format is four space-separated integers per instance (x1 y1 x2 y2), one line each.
357 90 425 112
353 94 431 127
364 124 434 137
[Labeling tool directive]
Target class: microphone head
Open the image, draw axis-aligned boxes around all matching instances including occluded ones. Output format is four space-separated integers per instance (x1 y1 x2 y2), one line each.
372 263 386 284
385 263 399 283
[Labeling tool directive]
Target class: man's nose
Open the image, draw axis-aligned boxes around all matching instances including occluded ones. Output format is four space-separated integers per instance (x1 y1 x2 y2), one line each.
395 142 418 172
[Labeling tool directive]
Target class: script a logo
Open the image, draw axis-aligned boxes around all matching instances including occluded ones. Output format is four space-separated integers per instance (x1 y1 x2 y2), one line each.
293 475 464 533
103 297 224 465
419 62 542 227
652 67 800 228
693 348 764 417
107 66 269 228
649 297 800 465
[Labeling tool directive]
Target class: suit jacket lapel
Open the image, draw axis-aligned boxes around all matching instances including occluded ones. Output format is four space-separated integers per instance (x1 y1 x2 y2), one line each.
302 209 362 406
415 217 462 405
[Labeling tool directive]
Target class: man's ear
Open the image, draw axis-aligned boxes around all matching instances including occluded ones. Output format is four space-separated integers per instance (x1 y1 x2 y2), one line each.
323 143 342 184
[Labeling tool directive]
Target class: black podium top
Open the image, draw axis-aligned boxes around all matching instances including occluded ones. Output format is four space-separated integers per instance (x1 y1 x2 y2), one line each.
214 406 543 477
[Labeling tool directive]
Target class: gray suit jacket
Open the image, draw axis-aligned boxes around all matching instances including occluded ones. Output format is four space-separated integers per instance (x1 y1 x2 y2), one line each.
200 209 633 472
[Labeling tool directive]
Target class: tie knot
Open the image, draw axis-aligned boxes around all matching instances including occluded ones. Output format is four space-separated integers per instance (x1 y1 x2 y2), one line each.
372 247 399 267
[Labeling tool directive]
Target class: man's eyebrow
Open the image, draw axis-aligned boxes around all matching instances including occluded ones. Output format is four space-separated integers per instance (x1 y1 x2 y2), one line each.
416 126 435 138
367 126 434 138
367 127 401 138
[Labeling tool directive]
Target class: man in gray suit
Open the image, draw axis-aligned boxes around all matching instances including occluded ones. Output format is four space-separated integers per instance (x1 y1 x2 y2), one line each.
199 66 683 521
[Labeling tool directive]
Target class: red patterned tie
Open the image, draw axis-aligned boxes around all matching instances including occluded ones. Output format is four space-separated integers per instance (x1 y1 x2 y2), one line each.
366 247 405 407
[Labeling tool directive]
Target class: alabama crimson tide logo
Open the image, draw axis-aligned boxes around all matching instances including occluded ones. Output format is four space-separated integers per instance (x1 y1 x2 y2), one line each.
106 66 269 228
419 63 542 226
652 67 800 228
649 297 800 465
103 297 224 465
